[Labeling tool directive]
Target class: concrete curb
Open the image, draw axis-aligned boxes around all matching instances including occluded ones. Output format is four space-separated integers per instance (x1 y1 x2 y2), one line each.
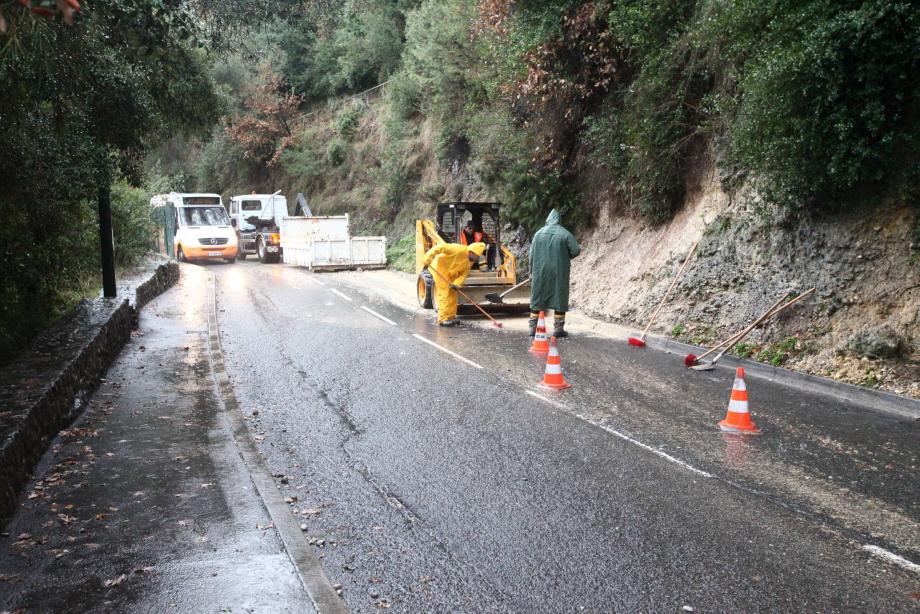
0 260 180 524
642 335 920 420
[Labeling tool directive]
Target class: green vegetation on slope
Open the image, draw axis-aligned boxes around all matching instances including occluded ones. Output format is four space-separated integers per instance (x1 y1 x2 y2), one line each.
169 0 919 233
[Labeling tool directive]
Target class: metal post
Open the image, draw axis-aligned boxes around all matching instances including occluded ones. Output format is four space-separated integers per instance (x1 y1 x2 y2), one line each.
98 182 117 298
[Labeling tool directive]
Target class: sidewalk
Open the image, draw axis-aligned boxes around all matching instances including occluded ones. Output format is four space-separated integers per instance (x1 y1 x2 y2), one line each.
0 266 308 613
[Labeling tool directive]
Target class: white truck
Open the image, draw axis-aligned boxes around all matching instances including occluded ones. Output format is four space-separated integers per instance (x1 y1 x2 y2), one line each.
228 191 287 263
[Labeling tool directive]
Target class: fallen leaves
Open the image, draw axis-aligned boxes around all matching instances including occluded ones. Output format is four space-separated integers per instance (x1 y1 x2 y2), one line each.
103 573 127 587
57 514 77 526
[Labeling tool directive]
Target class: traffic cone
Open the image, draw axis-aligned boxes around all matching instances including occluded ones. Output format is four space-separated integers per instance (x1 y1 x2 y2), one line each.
718 368 760 434
538 336 571 390
529 311 549 354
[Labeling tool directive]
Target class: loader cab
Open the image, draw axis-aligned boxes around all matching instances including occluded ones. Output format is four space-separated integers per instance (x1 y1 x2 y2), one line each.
435 202 501 249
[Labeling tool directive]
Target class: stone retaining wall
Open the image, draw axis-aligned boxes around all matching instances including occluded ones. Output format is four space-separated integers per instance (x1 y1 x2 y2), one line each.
0 262 178 523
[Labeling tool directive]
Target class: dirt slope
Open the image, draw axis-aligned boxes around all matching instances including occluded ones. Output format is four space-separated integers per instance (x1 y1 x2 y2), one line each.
570 171 920 398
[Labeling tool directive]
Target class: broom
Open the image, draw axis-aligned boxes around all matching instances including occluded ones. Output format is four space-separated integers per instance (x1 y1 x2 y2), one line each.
628 241 698 348
428 267 503 329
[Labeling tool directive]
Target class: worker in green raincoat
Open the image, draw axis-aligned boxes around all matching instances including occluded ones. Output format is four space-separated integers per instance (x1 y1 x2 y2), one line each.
528 209 580 338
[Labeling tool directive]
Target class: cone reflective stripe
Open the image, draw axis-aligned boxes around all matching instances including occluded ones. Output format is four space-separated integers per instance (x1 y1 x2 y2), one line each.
538 336 571 390
718 367 760 433
529 311 549 354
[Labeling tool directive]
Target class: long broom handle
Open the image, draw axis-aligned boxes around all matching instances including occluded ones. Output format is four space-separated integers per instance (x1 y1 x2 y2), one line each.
640 241 698 340
499 277 531 299
428 266 502 324
693 291 792 362
696 287 815 362
707 287 816 362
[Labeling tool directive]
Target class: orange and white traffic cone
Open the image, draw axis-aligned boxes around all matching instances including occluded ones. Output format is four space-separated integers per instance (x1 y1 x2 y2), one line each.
529 311 549 354
718 367 760 434
538 336 571 390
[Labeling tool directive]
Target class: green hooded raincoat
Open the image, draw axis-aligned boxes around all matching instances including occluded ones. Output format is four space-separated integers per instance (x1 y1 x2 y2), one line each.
529 209 581 313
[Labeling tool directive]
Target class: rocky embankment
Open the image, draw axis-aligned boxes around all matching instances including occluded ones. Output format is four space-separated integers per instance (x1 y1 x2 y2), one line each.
568 173 920 398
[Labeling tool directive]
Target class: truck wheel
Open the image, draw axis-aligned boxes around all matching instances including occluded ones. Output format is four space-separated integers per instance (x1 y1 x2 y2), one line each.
257 238 269 263
417 271 434 309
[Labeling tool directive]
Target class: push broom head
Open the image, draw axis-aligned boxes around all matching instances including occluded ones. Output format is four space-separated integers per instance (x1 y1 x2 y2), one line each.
627 337 646 348
684 353 698 367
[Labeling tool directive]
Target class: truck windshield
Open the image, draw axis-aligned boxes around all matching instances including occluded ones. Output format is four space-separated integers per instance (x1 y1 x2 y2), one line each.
241 200 262 211
182 207 229 226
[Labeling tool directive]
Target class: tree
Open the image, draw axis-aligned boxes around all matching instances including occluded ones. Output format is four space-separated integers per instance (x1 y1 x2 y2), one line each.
0 0 222 359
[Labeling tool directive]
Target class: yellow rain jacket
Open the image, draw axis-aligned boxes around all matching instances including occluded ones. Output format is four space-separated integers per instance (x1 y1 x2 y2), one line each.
422 242 486 322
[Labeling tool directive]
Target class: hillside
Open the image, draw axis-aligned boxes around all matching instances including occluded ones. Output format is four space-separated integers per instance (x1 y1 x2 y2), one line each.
152 0 920 395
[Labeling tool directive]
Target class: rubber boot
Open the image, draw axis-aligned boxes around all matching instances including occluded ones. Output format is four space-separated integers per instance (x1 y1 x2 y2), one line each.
553 314 568 338
528 314 538 338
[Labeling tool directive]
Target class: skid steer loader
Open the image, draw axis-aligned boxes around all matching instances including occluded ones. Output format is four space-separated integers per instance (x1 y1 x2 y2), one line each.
415 202 530 314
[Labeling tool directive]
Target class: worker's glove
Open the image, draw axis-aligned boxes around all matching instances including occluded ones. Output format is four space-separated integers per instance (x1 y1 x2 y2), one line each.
450 283 460 290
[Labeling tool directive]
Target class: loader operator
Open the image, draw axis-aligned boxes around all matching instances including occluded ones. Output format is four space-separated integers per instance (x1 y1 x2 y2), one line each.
460 219 497 271
529 209 580 338
422 241 487 327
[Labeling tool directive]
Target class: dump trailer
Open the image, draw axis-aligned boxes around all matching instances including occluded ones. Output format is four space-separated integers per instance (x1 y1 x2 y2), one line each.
281 214 387 270
416 202 530 313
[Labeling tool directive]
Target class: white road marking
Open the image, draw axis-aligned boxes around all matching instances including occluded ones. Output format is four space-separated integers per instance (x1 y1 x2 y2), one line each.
526 390 568 410
526 391 712 478
412 334 483 369
361 305 397 326
329 288 353 302
862 545 920 573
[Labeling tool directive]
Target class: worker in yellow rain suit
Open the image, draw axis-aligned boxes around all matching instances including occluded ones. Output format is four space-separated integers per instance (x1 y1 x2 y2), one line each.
421 242 486 326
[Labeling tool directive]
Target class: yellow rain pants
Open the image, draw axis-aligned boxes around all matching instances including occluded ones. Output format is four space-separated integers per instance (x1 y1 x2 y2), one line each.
422 242 486 323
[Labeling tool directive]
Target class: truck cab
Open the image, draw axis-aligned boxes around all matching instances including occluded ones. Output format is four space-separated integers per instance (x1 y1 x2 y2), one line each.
229 192 288 263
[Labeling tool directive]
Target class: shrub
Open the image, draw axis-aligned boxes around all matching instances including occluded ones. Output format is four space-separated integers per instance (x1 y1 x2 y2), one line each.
386 233 417 273
110 180 155 268
326 139 348 167
335 104 364 140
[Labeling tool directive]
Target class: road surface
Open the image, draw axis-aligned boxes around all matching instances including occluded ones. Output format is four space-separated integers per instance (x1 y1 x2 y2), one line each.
214 261 919 612
1 260 918 612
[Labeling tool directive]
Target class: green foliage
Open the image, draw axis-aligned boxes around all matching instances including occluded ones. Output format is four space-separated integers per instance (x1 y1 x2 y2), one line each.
0 0 221 361
386 233 416 272
584 0 920 221
335 104 364 139
326 139 348 167
279 0 411 101
278 129 328 193
670 323 685 337
755 336 802 366
734 342 756 359
728 1 920 210
110 180 156 268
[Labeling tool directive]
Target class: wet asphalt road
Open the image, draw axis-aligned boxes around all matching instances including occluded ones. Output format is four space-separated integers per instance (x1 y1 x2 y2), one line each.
211 261 919 612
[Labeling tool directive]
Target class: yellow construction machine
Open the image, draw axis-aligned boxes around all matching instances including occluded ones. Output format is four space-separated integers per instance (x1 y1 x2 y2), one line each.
415 202 530 313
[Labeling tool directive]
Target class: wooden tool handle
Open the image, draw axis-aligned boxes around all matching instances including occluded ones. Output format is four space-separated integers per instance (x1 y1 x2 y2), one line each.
640 241 698 340
694 291 791 362
499 277 531 299
700 287 816 361
429 267 501 323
